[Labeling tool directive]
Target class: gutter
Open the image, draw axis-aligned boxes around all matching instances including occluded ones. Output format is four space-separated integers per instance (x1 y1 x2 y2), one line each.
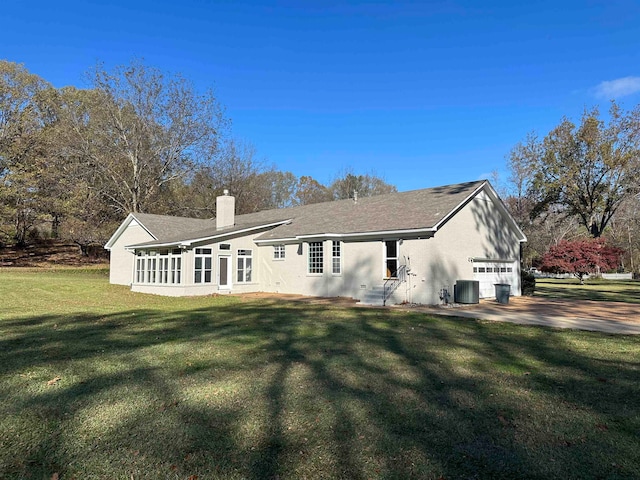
125 220 292 250
254 227 437 245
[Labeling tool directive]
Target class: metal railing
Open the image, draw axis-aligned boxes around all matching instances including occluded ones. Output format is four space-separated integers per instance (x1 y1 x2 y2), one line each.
383 265 407 306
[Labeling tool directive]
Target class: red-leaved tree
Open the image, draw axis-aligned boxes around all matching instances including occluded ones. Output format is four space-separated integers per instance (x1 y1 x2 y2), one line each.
540 238 623 284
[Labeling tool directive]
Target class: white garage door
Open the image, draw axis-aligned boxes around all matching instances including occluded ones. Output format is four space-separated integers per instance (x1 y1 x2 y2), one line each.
473 261 517 298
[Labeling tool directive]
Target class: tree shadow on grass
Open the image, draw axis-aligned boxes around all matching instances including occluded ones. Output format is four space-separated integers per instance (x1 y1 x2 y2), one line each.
535 284 640 304
1 301 640 479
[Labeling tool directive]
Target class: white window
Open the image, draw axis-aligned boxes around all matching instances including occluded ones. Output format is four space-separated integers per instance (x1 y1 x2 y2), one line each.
147 252 157 283
332 241 341 275
308 242 323 274
194 248 213 283
158 257 169 283
136 254 145 283
384 240 398 278
237 249 253 283
135 249 182 284
273 244 285 260
158 250 169 283
171 255 182 284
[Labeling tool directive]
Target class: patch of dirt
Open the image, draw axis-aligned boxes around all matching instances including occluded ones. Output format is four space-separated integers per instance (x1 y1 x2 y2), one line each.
233 291 359 306
410 296 640 325
481 296 640 324
0 243 109 268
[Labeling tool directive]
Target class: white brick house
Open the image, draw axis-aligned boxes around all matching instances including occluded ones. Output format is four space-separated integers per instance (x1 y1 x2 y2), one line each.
105 181 527 305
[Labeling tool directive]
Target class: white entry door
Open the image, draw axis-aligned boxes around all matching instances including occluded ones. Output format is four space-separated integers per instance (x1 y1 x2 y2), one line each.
473 261 516 298
218 255 231 289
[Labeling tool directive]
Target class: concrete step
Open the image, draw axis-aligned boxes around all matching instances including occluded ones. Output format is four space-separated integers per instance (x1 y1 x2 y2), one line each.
358 286 385 306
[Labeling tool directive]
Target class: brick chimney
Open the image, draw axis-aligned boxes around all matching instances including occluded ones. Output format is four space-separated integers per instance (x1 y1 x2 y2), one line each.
216 189 235 229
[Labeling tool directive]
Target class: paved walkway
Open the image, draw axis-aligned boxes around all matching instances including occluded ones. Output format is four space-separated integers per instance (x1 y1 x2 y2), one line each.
400 297 640 335
238 292 640 335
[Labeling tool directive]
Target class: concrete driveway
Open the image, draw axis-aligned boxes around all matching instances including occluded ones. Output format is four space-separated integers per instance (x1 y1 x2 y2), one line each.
404 296 640 335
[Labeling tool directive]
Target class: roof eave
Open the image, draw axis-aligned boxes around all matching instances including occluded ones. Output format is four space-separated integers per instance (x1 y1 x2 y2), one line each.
255 227 437 244
126 219 292 249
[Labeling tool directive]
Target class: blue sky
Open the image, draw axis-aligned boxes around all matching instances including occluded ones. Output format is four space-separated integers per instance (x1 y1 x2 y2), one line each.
3 0 640 191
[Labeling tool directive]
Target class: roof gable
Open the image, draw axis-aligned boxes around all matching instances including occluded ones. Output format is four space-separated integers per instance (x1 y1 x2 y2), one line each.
104 213 212 250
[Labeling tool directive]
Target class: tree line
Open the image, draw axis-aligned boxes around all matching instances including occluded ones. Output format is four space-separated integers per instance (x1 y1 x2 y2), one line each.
503 101 640 273
0 60 395 251
3 59 639 272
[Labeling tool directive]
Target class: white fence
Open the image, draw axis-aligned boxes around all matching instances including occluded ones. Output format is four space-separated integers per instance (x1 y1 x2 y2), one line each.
602 273 633 280
534 272 633 280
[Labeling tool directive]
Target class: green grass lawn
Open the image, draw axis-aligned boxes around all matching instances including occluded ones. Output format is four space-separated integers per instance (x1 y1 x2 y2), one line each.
1 269 640 479
535 278 640 304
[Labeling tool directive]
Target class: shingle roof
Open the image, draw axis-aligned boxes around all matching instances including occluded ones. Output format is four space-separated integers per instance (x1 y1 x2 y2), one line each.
131 213 213 240
254 180 485 241
129 180 488 247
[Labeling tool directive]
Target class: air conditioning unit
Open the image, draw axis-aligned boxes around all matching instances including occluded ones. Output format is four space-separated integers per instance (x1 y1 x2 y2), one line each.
454 280 480 304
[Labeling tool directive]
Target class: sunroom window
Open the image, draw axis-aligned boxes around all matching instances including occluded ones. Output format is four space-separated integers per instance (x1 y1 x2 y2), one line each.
134 249 183 285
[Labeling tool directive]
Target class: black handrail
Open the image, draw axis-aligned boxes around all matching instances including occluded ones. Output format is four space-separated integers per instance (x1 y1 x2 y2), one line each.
383 265 406 306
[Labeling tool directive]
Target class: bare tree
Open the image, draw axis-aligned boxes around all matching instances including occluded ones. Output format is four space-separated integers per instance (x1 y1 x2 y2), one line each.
61 60 228 215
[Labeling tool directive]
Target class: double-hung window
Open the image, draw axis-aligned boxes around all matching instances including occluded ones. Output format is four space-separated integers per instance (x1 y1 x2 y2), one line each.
194 248 213 283
332 241 341 275
237 249 253 283
308 242 324 274
273 244 285 260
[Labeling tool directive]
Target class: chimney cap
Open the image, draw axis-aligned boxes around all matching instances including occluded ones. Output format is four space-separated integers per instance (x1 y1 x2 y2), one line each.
223 189 229 196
